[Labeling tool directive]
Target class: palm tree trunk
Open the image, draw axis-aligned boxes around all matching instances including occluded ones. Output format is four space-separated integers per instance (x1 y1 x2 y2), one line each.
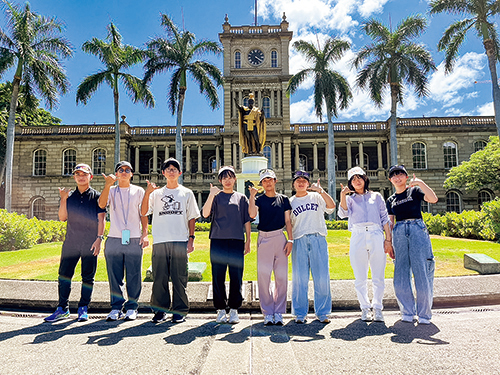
327 109 336 220
113 80 120 166
484 39 500 138
4 76 21 212
389 83 398 167
176 87 186 184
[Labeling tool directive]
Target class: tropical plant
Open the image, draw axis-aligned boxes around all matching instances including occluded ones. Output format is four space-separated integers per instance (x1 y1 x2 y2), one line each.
286 37 352 215
143 14 223 176
353 15 436 166
0 1 72 212
76 23 154 166
430 0 500 138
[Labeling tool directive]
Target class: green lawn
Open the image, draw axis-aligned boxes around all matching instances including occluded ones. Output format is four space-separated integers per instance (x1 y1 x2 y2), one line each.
0 231 499 282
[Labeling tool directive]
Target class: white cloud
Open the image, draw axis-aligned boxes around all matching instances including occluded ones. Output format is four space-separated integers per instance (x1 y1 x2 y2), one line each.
358 0 391 18
476 101 494 116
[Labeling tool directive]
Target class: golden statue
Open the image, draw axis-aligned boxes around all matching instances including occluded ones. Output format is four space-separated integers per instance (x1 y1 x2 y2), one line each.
234 93 266 155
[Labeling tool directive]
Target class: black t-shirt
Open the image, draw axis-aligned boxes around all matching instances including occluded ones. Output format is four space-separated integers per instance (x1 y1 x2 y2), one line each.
209 191 252 241
255 193 292 231
65 187 105 244
386 186 425 221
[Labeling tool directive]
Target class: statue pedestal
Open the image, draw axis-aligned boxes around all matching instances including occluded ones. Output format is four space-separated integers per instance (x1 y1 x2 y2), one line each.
236 156 268 194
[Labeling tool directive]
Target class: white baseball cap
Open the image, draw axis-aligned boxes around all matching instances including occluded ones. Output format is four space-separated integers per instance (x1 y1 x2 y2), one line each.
259 168 276 182
347 166 366 181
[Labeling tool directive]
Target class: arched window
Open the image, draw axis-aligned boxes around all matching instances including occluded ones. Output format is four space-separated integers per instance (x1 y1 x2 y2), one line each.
443 141 458 169
243 96 249 107
271 50 278 67
33 149 47 176
474 140 487 152
478 190 493 206
446 191 461 213
235 51 241 69
62 149 76 175
262 96 270 118
412 142 427 169
299 154 308 171
149 157 161 173
92 148 106 175
208 156 217 173
263 145 272 168
31 197 45 220
355 153 369 169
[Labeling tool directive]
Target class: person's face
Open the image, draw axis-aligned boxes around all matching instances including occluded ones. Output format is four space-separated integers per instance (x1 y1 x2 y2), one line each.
162 165 181 180
73 171 92 186
261 177 276 192
220 174 236 190
248 99 254 108
389 171 408 186
293 177 309 193
116 167 133 181
350 174 365 192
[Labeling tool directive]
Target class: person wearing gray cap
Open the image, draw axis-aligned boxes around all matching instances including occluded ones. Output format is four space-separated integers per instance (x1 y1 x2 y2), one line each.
338 167 393 322
44 164 106 323
248 169 293 326
98 161 149 321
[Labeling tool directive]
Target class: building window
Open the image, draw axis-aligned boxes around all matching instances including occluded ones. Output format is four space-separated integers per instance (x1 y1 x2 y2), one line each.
474 140 487 152
443 141 458 169
478 190 493 206
412 142 427 169
263 97 270 118
33 149 47 176
208 156 217 173
446 191 461 213
299 154 308 171
243 96 249 107
92 148 106 175
263 145 272 168
355 153 369 169
62 149 77 176
271 50 278 67
421 200 430 213
32 197 45 220
235 51 241 69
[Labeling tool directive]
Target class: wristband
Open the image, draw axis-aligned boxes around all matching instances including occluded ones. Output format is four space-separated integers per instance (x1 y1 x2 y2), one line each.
97 235 105 240
189 235 195 239
287 239 294 243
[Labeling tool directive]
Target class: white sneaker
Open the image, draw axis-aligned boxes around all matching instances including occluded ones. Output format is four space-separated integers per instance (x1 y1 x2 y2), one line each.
124 309 138 321
373 309 384 322
228 309 239 324
361 308 372 321
216 309 227 323
418 317 431 325
274 313 283 326
264 314 274 325
106 309 124 321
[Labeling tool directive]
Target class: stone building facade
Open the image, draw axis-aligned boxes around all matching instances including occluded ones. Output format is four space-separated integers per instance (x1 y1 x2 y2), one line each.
9 17 499 220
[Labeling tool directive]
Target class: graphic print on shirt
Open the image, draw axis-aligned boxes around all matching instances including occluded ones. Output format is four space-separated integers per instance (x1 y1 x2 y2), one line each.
292 202 319 217
159 194 183 216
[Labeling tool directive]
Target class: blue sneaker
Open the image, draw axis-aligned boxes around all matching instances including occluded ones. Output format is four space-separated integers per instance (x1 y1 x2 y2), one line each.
172 313 186 323
44 307 70 322
77 306 88 322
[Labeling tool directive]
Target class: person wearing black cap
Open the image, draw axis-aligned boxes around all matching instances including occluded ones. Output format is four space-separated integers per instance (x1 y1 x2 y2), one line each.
98 161 149 321
141 158 200 323
386 165 438 325
44 164 106 323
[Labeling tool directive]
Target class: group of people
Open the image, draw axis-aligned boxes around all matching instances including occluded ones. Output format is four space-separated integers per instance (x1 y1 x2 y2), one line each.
44 159 437 327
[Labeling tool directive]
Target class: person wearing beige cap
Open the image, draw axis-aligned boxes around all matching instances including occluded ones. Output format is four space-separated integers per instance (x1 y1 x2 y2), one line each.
338 166 393 323
44 163 106 323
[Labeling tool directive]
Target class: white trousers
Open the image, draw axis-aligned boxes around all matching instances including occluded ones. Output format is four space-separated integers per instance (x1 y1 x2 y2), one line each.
349 225 386 310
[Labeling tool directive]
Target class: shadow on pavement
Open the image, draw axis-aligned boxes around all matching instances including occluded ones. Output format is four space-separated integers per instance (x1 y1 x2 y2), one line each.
390 321 449 345
330 319 391 341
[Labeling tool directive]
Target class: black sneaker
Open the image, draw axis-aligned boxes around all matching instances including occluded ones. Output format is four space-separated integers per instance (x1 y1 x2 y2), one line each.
172 313 186 323
152 311 167 323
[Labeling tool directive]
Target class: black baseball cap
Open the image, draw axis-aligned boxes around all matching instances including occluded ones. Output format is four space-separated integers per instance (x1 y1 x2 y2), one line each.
115 161 133 173
388 165 408 178
161 158 181 171
293 170 310 182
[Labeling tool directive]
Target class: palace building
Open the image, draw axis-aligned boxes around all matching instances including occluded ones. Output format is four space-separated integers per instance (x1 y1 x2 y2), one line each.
9 15 499 220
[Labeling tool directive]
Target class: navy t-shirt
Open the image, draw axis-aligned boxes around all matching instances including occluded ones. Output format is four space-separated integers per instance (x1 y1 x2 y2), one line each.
386 186 425 221
65 187 105 244
255 193 292 231
209 191 252 241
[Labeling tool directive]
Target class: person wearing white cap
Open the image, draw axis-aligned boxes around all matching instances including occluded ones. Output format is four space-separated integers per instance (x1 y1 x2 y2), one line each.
338 167 393 322
248 169 293 326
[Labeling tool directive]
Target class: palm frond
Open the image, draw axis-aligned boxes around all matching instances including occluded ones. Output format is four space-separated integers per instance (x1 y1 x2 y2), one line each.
76 70 112 105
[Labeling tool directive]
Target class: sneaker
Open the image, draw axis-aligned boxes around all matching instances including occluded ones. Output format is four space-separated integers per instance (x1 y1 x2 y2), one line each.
295 317 306 324
44 307 70 322
361 308 372 321
152 311 167 323
228 309 239 324
274 313 283 326
77 306 88 322
401 315 414 323
319 317 330 324
216 309 227 323
124 309 138 321
172 313 186 323
373 309 384 322
418 317 431 325
264 314 274 325
106 309 124 321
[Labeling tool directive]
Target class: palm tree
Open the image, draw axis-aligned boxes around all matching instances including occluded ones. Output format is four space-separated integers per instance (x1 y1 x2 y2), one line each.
286 38 352 214
353 15 436 166
143 14 223 177
430 0 500 138
76 23 154 166
0 1 72 212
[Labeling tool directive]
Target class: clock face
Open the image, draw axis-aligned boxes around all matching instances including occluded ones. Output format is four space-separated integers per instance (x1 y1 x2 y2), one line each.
248 49 264 66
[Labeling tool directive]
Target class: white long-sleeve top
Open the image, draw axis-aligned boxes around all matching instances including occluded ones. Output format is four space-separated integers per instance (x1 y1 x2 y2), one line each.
338 191 390 231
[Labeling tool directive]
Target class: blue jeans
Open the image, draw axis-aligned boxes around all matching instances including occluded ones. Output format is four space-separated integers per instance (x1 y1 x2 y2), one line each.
393 219 435 320
291 233 331 320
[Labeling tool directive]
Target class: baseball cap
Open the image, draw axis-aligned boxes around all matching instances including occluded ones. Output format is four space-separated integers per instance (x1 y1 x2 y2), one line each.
115 161 133 173
388 165 408 178
73 163 92 175
293 170 310 182
259 168 276 182
347 166 366 181
161 158 181 171
218 165 236 179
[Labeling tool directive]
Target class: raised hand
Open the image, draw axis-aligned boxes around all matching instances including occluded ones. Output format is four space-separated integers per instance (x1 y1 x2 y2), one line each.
102 173 117 187
409 173 423 187
248 184 259 198
309 178 323 192
58 187 71 200
145 180 159 194
340 183 353 196
209 183 221 196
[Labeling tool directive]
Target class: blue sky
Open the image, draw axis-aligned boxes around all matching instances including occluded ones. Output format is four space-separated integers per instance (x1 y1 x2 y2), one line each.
0 0 496 126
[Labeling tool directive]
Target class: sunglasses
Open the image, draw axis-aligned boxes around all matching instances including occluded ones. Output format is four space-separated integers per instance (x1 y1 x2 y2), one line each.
118 168 132 173
294 171 310 179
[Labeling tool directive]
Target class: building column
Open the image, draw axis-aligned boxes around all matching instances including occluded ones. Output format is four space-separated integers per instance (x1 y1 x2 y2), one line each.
232 143 237 168
278 142 282 170
134 146 140 174
313 142 318 171
346 141 352 169
295 142 300 170
377 141 383 170
198 144 203 173
216 145 220 171
186 145 191 172
271 91 275 117
271 142 276 169
277 90 282 117
358 141 364 168
165 144 169 160
152 145 158 172
197 191 202 209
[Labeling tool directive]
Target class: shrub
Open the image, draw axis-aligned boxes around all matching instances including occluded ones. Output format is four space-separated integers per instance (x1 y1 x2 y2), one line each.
326 220 349 230
482 198 500 240
0 210 39 251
